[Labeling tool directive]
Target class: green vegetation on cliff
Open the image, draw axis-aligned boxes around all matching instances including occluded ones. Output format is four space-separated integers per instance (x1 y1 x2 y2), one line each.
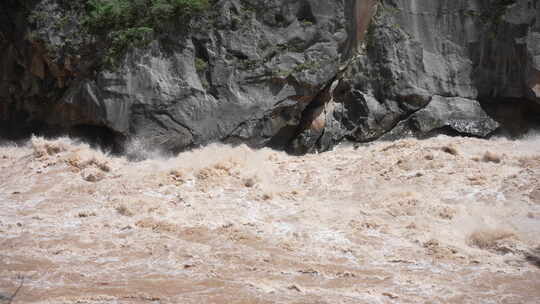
84 0 210 68
25 0 210 70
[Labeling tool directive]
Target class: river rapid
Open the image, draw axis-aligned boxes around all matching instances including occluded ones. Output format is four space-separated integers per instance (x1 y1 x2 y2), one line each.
1 135 539 303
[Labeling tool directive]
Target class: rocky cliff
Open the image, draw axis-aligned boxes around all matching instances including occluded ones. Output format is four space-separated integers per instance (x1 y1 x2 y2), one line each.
1 0 539 154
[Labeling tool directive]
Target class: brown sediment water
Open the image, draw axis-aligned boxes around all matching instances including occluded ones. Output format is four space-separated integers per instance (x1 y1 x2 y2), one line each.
0 135 539 303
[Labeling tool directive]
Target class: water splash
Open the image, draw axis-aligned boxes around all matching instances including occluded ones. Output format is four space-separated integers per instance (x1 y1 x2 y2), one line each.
1 134 539 302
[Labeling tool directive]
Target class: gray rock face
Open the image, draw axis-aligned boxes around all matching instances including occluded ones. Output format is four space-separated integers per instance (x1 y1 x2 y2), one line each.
381 96 500 140
1 0 539 154
1 0 348 153
409 97 499 137
333 0 539 145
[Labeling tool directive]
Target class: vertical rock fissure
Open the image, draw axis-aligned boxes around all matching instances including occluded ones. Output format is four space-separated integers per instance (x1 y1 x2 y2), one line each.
285 0 378 153
342 0 379 62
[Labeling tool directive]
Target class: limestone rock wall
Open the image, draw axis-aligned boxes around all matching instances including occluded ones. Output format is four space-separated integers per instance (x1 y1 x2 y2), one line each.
0 0 538 154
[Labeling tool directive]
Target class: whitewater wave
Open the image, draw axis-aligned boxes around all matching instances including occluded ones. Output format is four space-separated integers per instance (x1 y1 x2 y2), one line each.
0 135 539 303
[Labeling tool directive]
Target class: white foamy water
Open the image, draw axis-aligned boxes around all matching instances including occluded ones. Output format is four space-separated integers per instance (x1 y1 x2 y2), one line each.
0 135 539 303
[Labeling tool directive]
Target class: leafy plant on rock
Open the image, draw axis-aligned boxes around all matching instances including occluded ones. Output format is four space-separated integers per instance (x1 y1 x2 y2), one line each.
83 0 210 69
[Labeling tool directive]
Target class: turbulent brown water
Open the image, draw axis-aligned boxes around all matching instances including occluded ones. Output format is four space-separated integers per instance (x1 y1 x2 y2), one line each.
1 135 540 303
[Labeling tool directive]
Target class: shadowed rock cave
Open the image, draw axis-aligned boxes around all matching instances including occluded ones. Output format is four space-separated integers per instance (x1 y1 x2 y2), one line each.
0 111 125 154
480 98 540 137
